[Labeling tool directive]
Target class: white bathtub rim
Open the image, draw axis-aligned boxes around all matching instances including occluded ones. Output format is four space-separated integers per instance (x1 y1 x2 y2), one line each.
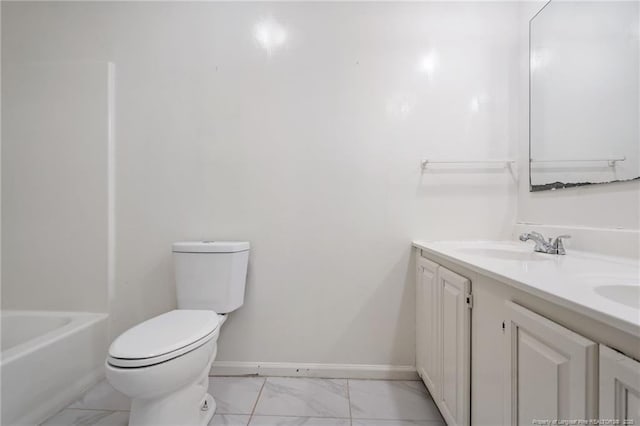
1 310 108 365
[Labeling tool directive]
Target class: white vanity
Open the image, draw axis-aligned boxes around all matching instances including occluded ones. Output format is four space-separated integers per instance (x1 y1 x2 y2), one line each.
412 240 640 426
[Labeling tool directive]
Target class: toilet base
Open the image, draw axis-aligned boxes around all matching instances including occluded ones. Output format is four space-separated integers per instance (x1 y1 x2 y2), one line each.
127 352 216 426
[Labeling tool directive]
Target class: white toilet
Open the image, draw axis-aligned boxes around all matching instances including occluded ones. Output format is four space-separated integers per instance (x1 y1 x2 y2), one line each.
105 241 250 426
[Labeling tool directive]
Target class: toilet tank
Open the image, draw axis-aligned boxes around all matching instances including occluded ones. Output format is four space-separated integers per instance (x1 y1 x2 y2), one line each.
172 241 250 313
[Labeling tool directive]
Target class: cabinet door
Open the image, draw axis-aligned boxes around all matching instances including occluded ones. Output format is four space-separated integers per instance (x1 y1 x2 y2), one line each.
600 344 640 423
416 254 440 400
438 267 471 426
504 301 597 425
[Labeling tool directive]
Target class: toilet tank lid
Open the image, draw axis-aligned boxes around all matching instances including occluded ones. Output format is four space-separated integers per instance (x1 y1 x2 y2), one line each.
172 241 250 253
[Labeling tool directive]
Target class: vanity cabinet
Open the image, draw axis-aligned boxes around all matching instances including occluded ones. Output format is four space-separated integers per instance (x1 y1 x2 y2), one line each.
416 252 471 426
504 301 598 424
414 246 640 426
599 345 640 422
416 256 440 399
439 267 471 426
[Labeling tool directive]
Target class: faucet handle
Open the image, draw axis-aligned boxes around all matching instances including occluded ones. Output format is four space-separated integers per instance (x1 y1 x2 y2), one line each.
530 231 546 239
519 231 545 242
552 235 571 255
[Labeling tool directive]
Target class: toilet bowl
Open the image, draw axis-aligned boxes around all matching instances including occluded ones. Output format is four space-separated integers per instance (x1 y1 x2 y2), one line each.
106 241 250 426
105 310 224 426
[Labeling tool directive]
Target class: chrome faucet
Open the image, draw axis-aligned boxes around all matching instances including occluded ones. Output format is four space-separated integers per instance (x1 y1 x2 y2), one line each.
519 231 571 255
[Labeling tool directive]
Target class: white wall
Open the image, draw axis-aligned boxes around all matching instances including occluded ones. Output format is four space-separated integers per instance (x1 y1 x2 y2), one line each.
2 1 520 366
515 1 640 258
2 61 112 313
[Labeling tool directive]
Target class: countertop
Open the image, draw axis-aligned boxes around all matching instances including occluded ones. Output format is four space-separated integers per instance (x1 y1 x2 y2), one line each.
412 240 640 338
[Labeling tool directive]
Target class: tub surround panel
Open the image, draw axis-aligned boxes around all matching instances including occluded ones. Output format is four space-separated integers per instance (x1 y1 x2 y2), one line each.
1 61 113 313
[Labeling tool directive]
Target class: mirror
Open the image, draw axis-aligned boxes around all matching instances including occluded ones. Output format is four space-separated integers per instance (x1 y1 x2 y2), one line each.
529 0 640 191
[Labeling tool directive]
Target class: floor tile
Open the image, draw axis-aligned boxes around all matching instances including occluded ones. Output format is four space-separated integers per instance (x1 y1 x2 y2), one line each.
68 380 131 411
352 420 445 426
208 377 266 414
253 378 350 418
348 380 442 421
249 416 350 426
41 409 129 426
209 414 251 426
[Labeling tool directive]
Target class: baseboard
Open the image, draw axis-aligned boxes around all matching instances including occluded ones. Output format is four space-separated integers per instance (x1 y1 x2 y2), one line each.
210 361 418 380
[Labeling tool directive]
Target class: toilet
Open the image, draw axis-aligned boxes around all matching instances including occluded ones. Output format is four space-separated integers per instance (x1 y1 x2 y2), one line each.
105 241 250 426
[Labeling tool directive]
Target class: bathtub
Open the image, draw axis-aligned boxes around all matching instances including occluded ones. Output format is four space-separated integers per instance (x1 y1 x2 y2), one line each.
1 310 108 425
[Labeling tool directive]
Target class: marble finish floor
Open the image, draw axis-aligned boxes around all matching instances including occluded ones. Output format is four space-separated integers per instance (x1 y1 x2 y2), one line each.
42 377 445 426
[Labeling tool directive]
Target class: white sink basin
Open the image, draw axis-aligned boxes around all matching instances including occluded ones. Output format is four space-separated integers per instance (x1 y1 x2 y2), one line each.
594 281 640 309
581 275 640 309
456 247 552 262
586 276 640 309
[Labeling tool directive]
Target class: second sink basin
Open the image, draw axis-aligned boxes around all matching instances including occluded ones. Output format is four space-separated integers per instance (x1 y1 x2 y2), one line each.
594 283 640 309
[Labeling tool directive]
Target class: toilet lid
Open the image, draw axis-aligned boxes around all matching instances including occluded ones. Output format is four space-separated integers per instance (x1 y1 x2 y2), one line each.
108 310 219 364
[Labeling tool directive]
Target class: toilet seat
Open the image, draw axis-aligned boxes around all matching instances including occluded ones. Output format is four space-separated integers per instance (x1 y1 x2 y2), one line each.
107 310 219 368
